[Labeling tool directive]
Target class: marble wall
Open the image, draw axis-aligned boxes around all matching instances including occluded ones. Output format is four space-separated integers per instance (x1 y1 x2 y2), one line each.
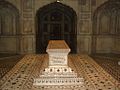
0 0 119 54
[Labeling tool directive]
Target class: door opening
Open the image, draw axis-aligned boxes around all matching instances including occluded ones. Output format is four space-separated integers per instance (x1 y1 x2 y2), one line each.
36 2 77 53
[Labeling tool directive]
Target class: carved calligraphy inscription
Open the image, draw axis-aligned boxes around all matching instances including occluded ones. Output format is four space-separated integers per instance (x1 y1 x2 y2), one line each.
49 56 67 66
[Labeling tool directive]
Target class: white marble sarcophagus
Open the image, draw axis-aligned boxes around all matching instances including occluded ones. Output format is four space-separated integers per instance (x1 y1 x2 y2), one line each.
33 40 84 87
47 40 70 67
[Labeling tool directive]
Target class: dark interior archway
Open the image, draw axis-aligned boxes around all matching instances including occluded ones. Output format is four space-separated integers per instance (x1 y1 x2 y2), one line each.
36 2 77 54
0 1 20 54
92 0 120 54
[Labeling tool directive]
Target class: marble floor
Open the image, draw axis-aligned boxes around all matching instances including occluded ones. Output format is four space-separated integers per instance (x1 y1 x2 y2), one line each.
0 54 120 90
0 55 24 79
91 55 120 83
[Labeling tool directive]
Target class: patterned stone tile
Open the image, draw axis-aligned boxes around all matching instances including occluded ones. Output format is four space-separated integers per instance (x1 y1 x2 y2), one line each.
0 54 119 90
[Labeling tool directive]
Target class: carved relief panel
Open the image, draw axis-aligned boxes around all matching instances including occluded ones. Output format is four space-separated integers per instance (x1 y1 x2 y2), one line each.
21 0 35 53
78 0 93 34
21 0 34 34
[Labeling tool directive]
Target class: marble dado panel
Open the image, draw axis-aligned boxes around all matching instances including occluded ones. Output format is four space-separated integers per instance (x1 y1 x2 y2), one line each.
20 36 35 53
0 37 19 53
23 19 34 33
95 37 114 53
77 36 91 54
78 20 91 34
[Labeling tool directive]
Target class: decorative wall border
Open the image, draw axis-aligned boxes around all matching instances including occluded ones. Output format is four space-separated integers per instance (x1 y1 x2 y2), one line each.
21 0 35 34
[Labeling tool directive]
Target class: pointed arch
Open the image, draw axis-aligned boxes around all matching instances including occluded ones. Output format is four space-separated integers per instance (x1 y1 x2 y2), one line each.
36 2 77 53
92 0 120 54
0 1 20 54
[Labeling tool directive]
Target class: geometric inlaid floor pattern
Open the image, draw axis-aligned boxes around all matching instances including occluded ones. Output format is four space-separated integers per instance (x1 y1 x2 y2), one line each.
91 55 120 82
0 54 119 90
0 55 23 79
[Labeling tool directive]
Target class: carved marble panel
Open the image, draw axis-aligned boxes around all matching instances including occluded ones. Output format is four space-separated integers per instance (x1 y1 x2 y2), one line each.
21 36 34 53
27 37 34 52
22 38 28 52
96 37 114 53
78 36 91 53
0 37 18 53
23 19 33 33
80 0 91 12
80 13 91 20
22 0 33 11
79 20 91 34
4 15 13 34
99 15 110 34
21 0 34 35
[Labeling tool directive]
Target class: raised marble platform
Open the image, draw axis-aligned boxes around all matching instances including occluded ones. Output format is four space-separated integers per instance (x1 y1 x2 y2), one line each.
0 54 119 90
33 40 84 86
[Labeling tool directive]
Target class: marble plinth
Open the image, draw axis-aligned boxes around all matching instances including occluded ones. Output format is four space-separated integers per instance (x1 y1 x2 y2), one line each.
33 40 84 86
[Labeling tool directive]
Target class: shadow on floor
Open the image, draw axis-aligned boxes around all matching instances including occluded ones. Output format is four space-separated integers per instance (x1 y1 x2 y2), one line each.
90 54 120 83
0 54 24 79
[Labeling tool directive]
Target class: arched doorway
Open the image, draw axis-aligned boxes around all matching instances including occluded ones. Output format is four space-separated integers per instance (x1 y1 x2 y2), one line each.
92 0 120 54
0 1 19 54
36 2 77 54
